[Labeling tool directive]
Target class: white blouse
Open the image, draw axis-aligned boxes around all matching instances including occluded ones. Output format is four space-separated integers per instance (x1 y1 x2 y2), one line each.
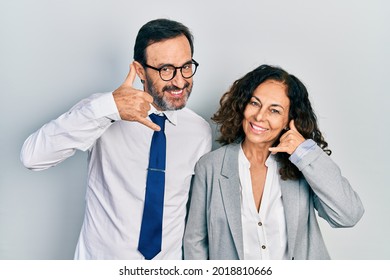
238 145 288 260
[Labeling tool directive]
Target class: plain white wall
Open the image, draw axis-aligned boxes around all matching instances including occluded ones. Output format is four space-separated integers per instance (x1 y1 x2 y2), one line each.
1 0 389 259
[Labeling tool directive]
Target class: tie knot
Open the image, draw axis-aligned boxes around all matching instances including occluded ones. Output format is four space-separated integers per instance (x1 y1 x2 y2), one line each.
149 113 166 130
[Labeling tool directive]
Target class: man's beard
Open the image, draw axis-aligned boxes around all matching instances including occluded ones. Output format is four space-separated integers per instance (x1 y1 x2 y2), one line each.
145 75 193 111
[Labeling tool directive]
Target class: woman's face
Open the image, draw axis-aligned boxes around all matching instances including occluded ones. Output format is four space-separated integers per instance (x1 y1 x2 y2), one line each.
242 80 290 147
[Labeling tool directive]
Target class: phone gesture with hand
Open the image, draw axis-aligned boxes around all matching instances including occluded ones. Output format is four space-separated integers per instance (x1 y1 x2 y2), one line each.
269 120 305 155
113 63 160 131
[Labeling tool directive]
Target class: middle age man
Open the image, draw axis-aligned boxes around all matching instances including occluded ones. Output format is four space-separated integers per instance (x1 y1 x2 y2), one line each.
21 18 212 260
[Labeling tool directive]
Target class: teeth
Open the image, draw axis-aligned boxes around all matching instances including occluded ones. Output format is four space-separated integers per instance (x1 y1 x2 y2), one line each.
251 123 267 131
169 90 183 95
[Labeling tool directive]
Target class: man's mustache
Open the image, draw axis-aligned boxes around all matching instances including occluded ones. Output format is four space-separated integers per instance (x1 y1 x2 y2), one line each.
162 82 190 92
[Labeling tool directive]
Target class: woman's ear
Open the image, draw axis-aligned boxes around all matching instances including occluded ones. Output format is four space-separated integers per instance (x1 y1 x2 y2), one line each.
284 119 291 131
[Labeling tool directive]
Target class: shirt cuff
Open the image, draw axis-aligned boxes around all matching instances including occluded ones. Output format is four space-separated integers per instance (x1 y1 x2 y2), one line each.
289 139 317 165
90 92 121 123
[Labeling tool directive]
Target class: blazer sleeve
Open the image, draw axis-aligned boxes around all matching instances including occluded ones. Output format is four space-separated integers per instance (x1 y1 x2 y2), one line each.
183 158 209 259
293 145 364 228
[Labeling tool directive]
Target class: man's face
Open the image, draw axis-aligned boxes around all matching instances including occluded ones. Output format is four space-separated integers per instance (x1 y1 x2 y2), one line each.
142 35 194 111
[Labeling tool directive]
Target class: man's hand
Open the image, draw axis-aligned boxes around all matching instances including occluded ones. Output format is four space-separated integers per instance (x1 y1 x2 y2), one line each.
269 120 305 155
113 63 160 131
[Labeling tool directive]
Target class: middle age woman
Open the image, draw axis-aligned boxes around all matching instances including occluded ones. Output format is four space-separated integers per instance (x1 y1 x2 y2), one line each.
183 64 364 260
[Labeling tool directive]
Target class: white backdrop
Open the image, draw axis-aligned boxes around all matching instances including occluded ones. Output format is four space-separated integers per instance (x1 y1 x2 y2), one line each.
0 0 389 259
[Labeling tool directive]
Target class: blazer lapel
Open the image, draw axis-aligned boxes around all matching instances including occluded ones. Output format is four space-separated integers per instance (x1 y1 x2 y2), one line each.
219 143 244 259
280 177 300 259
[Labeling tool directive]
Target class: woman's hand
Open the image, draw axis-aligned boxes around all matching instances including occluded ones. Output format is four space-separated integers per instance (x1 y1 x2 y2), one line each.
269 120 305 155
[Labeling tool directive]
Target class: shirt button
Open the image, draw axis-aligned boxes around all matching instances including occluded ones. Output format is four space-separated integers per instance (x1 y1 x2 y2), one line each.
258 221 262 226
262 245 266 250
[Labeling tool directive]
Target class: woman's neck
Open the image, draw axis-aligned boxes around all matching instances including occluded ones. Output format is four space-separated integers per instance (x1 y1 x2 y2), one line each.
241 139 272 165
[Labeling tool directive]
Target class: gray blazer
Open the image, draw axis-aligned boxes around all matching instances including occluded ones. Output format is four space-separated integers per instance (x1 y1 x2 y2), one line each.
183 143 364 260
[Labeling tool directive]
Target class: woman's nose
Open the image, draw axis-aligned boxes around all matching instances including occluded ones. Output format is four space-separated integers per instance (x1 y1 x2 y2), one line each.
254 109 266 122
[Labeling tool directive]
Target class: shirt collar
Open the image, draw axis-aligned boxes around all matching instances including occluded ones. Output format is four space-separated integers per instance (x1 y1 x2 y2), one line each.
239 144 250 168
148 106 178 126
265 153 277 168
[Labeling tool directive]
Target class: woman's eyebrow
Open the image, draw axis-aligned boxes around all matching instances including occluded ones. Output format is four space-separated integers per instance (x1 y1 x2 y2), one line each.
251 95 285 109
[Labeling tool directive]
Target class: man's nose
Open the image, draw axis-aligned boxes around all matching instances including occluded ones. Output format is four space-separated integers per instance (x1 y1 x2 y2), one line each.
171 71 188 88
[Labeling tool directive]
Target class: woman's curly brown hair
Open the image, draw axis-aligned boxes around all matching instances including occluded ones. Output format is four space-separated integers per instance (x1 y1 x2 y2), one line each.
212 64 331 180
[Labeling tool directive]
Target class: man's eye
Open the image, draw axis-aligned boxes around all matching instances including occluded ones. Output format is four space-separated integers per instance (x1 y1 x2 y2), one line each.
161 67 171 73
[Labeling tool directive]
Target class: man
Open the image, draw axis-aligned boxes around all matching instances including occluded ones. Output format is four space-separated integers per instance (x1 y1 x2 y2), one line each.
20 18 212 260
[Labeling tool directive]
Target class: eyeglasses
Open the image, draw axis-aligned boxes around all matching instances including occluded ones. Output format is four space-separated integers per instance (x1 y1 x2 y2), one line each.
143 59 199 81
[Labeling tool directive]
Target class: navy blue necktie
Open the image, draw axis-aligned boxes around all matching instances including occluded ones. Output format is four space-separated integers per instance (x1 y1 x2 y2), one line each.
138 113 167 260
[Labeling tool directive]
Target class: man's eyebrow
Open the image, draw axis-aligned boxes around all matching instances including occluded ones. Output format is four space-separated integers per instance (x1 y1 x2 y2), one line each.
157 59 193 68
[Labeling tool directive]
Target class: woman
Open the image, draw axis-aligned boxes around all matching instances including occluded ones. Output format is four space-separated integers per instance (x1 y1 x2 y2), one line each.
183 64 364 260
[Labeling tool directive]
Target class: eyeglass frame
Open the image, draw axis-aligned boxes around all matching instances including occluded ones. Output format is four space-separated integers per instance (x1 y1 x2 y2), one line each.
143 59 199 81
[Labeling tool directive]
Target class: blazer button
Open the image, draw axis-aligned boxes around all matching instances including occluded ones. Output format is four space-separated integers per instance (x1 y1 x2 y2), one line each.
258 221 262 226
261 245 266 249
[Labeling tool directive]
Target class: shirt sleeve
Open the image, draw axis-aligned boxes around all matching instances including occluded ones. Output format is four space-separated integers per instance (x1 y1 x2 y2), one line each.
289 139 317 165
20 92 121 170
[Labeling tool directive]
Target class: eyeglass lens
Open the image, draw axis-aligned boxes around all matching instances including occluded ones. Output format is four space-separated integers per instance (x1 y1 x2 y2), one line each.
160 62 197 81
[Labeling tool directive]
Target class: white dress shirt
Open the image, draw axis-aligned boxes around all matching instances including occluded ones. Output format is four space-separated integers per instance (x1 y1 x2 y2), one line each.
21 92 212 260
238 145 288 260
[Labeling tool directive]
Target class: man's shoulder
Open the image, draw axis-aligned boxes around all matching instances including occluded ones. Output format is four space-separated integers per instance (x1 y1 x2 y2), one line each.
178 107 211 129
179 107 206 120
